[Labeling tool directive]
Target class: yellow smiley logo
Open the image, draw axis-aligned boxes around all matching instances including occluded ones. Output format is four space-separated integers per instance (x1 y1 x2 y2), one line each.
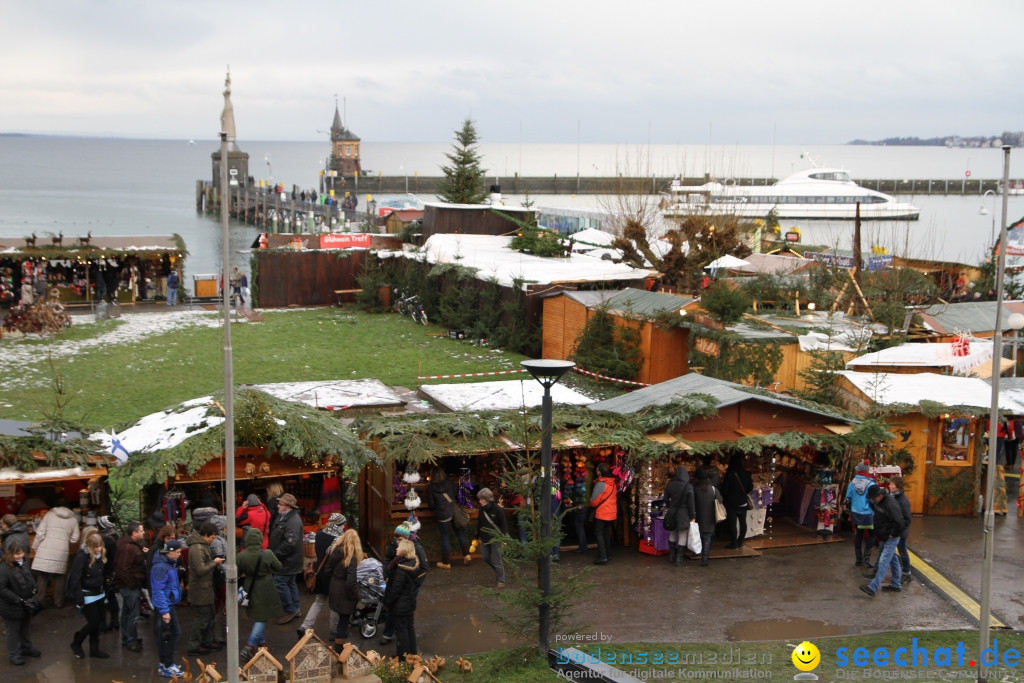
791 641 820 672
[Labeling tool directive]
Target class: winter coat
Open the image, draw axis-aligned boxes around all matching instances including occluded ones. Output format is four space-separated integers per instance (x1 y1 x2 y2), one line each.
721 465 754 510
235 503 271 549
99 528 118 578
67 548 106 606
311 530 338 595
869 491 907 541
185 530 217 606
114 533 147 590
0 560 36 620
31 506 80 574
237 528 283 623
663 466 696 531
427 479 458 523
845 474 875 515
892 490 912 540
149 551 182 617
693 482 724 534
590 476 619 521
382 557 420 617
475 501 507 544
268 507 304 575
384 536 429 581
325 546 359 616
1 522 30 555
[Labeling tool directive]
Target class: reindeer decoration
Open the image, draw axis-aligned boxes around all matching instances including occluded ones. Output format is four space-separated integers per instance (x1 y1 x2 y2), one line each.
51 231 63 247
24 233 37 248
78 230 92 246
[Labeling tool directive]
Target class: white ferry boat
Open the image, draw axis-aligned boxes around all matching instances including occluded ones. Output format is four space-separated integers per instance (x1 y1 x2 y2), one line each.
660 168 920 221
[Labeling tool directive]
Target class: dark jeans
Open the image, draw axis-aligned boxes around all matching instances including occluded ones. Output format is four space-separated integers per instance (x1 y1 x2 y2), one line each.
153 607 181 668
74 600 105 653
274 573 299 614
437 519 469 564
393 612 416 659
187 603 215 650
572 507 588 551
3 616 32 657
594 518 612 561
700 531 713 560
897 536 911 573
726 506 747 546
119 586 141 645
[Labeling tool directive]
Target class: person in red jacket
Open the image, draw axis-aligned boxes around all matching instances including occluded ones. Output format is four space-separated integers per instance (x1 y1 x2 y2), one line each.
589 463 618 565
236 494 271 549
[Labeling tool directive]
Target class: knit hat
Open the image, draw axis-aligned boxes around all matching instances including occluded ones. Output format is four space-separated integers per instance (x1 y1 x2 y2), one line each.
324 512 346 538
97 515 115 530
477 487 495 502
211 515 227 531
246 494 260 506
278 493 299 509
395 522 412 538
161 539 183 553
855 463 870 474
192 507 217 525
866 484 884 499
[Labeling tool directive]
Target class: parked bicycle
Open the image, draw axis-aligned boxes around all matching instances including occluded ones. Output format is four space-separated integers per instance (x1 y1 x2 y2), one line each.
392 288 428 325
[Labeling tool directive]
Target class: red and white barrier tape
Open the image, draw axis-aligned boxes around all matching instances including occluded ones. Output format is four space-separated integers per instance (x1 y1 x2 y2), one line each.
572 367 650 387
417 369 528 380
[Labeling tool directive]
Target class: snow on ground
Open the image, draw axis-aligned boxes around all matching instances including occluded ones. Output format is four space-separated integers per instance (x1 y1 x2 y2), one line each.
0 310 221 401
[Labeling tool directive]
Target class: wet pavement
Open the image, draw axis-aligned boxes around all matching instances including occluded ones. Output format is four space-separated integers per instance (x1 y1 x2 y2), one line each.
11 512 1021 682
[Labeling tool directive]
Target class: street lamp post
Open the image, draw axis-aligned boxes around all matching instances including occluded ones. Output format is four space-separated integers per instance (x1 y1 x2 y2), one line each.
521 359 575 658
980 146 1011 683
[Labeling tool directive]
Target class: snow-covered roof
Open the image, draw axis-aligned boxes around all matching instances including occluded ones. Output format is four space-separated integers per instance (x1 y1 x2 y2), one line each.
839 371 1024 412
382 234 655 288
419 379 594 412
846 340 995 377
246 379 405 411
93 396 223 454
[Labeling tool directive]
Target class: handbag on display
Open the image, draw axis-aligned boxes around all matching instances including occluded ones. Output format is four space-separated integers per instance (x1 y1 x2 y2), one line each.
712 487 728 523
686 521 702 555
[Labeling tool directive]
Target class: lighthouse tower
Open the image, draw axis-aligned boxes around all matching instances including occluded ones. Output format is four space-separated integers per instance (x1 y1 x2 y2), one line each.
210 69 249 189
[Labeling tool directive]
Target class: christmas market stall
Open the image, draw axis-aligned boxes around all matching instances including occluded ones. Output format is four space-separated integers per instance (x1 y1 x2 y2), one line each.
100 387 374 541
0 235 187 306
0 419 117 559
587 374 878 554
351 378 617 560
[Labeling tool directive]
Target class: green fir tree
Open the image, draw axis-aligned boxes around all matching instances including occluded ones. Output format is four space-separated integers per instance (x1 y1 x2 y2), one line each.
437 118 488 204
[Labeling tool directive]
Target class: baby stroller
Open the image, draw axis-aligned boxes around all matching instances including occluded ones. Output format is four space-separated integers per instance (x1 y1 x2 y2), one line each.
350 557 386 639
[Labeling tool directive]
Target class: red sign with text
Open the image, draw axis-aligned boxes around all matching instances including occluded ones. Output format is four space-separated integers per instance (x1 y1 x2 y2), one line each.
319 234 373 250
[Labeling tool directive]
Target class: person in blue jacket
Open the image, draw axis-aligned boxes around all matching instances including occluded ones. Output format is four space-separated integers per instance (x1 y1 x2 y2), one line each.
149 539 185 679
845 463 875 567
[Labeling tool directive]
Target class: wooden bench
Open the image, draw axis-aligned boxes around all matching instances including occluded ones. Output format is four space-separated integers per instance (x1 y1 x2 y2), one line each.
333 289 363 306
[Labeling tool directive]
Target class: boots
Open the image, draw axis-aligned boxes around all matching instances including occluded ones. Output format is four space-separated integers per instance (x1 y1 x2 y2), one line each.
240 644 256 662
675 549 686 567
333 638 347 654
668 543 678 564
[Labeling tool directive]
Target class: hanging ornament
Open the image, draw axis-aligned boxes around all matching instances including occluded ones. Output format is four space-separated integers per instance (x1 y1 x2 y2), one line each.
404 489 421 510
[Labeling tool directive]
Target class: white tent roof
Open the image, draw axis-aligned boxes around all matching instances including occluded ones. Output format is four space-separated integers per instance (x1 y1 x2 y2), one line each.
420 379 594 412
847 340 995 377
705 254 751 270
384 234 655 288
839 371 1024 411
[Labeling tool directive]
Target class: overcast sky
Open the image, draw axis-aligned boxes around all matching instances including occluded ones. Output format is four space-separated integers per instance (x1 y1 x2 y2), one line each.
2 1 1021 145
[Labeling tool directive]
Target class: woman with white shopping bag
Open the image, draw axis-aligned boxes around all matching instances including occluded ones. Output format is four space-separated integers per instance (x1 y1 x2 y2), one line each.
662 466 696 567
693 472 725 567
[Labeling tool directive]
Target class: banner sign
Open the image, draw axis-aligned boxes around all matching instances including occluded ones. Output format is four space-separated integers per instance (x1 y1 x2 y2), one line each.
804 252 893 271
319 233 372 250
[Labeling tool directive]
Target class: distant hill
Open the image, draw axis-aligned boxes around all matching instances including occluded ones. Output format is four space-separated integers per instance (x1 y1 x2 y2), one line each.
849 132 1024 147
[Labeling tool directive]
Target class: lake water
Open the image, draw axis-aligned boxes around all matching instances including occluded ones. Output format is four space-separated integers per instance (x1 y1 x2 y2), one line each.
1 136 1022 277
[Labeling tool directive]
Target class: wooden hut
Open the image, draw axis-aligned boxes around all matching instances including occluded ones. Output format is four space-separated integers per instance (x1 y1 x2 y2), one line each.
541 288 694 385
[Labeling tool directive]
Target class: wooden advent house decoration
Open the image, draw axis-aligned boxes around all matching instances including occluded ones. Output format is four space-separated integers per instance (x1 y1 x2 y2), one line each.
286 630 335 683
407 665 443 683
338 643 378 680
195 657 223 683
239 647 283 683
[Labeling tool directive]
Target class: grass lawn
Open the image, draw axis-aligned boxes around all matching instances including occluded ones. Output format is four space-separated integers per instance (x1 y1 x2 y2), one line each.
0 308 620 428
434 631 1024 682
